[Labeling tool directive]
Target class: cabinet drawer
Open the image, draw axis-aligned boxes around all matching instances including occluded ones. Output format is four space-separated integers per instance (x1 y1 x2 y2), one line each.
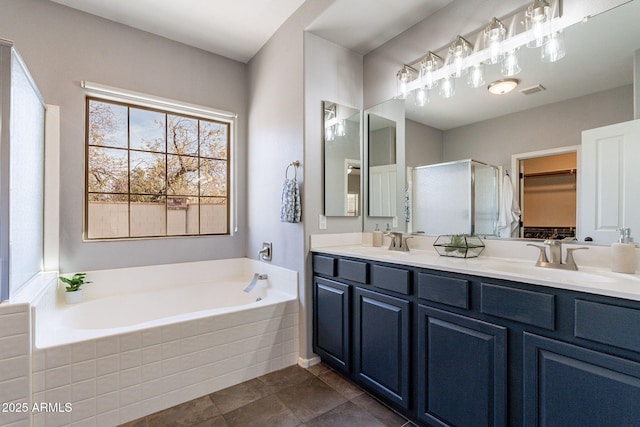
338 259 368 283
481 283 555 330
417 273 469 309
575 300 640 353
371 265 411 295
313 255 336 277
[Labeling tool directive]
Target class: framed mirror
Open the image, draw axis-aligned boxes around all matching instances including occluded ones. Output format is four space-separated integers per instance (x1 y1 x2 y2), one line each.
322 101 361 217
365 0 639 243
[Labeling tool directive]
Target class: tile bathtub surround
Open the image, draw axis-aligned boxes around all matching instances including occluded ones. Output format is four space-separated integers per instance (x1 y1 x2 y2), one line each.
120 364 415 427
0 303 31 427
32 300 299 426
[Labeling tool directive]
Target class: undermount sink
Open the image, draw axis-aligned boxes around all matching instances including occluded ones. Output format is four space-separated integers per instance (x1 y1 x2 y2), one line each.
477 260 616 284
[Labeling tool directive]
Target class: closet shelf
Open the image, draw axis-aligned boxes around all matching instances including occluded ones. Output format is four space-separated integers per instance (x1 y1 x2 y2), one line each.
523 168 576 177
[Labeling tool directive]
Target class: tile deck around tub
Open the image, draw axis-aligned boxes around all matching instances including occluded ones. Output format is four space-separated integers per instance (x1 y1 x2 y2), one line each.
119 364 416 427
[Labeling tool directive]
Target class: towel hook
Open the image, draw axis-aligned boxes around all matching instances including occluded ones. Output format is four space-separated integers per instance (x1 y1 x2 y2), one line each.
285 160 300 180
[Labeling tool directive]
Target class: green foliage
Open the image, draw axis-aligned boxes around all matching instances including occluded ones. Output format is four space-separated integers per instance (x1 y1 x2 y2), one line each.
59 273 92 292
444 234 467 252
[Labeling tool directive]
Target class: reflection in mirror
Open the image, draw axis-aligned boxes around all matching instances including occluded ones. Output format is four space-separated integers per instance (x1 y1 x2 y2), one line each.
370 1 639 244
363 98 406 232
411 160 499 236
368 114 396 217
322 101 361 217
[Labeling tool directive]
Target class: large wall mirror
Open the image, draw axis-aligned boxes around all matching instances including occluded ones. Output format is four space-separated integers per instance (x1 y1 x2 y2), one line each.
364 0 639 244
322 101 361 217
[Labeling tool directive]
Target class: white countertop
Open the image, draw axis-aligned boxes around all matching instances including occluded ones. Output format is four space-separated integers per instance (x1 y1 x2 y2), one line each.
312 244 640 302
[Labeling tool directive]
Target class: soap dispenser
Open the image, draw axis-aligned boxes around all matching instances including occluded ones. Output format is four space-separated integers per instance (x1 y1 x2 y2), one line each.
611 228 637 274
372 224 383 247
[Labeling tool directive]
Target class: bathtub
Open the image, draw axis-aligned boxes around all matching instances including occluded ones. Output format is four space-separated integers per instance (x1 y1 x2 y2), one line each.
29 258 299 426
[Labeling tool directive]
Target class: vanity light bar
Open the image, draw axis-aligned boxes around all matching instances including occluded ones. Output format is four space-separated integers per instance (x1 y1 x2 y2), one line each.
402 4 567 95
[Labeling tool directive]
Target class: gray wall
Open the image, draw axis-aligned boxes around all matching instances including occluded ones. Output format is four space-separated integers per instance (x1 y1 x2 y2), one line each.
302 31 363 359
0 0 248 272
443 85 633 168
406 119 443 167
247 2 337 361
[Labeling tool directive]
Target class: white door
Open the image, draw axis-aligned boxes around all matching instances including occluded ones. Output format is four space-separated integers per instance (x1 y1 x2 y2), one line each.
369 164 396 217
579 119 640 244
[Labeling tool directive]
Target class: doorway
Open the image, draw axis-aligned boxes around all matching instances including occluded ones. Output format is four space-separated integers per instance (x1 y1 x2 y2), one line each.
511 146 579 239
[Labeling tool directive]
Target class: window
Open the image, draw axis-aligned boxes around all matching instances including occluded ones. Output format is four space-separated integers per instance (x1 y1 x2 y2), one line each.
85 97 230 239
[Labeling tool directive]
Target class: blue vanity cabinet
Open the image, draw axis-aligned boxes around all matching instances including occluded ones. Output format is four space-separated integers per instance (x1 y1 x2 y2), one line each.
417 305 507 427
354 286 411 409
523 332 640 427
313 277 351 373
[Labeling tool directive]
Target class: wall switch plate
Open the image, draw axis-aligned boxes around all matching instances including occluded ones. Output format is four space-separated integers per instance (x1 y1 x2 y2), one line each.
392 217 398 228
319 214 327 230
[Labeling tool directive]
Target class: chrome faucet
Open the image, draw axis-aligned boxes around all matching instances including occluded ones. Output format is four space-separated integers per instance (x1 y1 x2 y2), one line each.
258 242 272 261
385 232 412 252
244 273 268 293
527 240 588 270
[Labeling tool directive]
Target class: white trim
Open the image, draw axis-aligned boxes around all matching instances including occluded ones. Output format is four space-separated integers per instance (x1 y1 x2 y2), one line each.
80 81 237 121
297 356 321 368
81 81 238 237
511 145 580 238
44 105 60 271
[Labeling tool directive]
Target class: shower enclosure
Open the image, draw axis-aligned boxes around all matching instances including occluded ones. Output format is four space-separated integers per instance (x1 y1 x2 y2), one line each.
411 159 499 236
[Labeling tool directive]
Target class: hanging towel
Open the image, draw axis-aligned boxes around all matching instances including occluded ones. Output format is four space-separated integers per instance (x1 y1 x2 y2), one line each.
404 187 411 223
497 174 521 238
280 177 301 223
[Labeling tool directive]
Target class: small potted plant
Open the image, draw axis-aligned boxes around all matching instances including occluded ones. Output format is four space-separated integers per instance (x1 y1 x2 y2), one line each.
59 273 91 304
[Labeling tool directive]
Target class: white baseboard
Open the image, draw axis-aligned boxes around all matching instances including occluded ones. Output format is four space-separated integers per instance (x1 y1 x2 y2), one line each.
297 355 321 368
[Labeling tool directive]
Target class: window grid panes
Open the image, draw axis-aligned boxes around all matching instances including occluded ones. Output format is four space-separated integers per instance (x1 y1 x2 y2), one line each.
86 98 230 239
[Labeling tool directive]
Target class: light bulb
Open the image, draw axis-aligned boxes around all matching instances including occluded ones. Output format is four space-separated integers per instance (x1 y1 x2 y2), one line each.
467 63 485 89
440 76 455 99
541 32 565 63
484 18 506 64
526 0 551 48
415 87 429 106
501 50 521 77
335 120 346 137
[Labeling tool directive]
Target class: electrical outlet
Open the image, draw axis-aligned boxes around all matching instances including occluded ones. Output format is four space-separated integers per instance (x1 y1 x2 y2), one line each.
392 217 398 228
319 214 327 230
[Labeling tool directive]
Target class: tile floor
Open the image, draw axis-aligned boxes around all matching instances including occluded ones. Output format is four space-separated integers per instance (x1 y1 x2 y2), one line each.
120 363 417 427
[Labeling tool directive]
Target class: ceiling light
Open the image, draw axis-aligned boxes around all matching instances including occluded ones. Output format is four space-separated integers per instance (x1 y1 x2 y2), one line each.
541 31 565 62
440 75 455 98
396 64 417 99
415 87 429 106
488 79 519 95
467 63 485 89
484 17 507 64
447 35 473 77
501 49 521 76
420 52 443 89
526 0 552 47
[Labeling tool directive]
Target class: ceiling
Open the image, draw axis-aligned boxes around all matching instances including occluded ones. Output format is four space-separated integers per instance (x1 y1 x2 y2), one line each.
404 0 639 130
47 0 453 63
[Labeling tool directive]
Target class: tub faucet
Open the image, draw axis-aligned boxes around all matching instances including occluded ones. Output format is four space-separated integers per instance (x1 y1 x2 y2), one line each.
527 240 588 270
244 273 268 293
258 242 272 261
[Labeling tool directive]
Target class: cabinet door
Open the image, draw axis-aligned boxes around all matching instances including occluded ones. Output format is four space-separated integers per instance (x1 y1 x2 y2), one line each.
354 287 410 409
313 277 350 372
523 333 640 427
417 305 507 427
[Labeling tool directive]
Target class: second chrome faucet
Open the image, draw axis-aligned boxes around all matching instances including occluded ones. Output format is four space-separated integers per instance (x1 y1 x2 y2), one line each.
527 239 588 270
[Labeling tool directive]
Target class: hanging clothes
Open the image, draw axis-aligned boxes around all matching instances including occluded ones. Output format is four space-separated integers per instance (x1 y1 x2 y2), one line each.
497 174 521 237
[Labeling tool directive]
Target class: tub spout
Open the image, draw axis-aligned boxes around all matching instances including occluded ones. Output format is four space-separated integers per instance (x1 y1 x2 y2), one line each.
244 273 268 293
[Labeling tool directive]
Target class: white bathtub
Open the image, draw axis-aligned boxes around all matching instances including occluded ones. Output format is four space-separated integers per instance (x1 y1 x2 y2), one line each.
29 258 299 425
